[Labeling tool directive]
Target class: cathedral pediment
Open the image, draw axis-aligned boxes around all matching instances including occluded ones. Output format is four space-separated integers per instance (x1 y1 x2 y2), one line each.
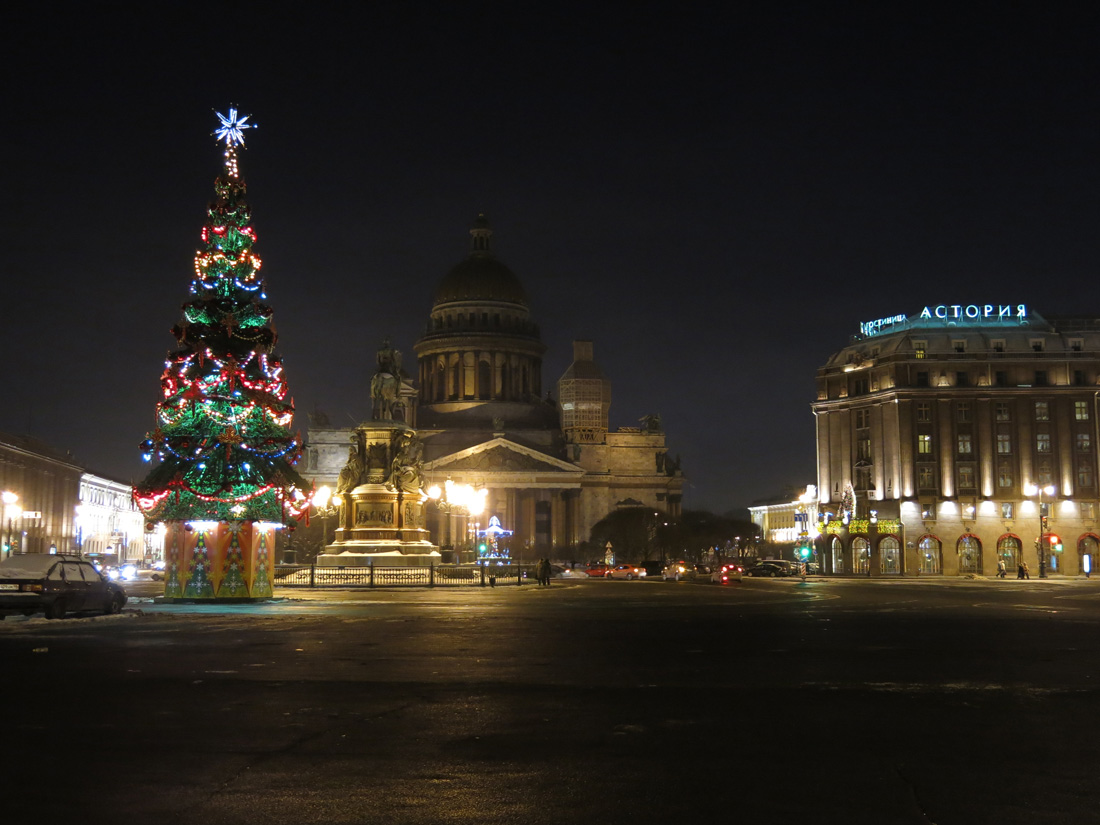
424 438 582 475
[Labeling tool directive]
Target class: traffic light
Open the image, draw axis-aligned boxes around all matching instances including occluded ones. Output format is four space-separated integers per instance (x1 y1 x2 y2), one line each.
797 539 813 561
1042 516 1049 531
1049 535 1063 553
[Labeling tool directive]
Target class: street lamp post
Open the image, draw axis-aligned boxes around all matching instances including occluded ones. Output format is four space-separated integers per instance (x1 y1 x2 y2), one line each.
312 485 338 558
2 491 20 560
1025 483 1056 579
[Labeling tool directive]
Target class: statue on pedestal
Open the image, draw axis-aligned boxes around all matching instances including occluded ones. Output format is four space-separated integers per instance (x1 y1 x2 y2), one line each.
371 339 403 421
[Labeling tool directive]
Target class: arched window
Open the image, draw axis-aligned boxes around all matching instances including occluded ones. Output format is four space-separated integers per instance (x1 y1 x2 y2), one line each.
958 534 982 575
478 358 492 400
919 536 941 574
852 537 870 574
880 536 901 574
831 536 844 574
1080 535 1100 577
434 360 445 402
997 535 1020 573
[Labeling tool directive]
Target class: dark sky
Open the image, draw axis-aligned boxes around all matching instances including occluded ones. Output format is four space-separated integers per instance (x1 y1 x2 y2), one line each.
4 3 1099 515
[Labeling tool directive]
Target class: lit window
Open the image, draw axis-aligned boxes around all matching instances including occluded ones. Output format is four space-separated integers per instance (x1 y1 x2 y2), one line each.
1076 401 1090 421
958 434 973 455
996 402 1011 422
998 466 1013 488
918 434 933 454
958 465 975 488
913 341 927 359
1079 463 1095 488
918 466 935 488
1001 502 1014 519
1035 401 1050 421
997 434 1012 454
1036 433 1051 453
1079 433 1092 452
1083 502 1097 520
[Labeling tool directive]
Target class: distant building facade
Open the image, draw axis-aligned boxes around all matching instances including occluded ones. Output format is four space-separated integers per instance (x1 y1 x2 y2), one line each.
813 305 1100 576
0 432 83 557
78 473 160 563
304 216 683 560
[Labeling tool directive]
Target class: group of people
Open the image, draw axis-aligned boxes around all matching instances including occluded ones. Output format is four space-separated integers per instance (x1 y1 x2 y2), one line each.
996 559 1031 579
534 558 554 586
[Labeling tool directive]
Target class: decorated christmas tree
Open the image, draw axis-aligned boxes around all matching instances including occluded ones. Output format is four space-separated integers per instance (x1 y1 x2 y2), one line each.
133 110 311 599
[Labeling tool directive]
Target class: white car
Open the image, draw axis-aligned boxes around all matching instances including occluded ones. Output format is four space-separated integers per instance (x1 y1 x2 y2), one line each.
662 562 709 581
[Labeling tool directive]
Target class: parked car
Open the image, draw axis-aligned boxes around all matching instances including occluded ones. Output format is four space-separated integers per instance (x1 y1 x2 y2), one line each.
662 562 710 581
745 562 787 578
0 554 127 619
606 563 646 580
710 563 744 584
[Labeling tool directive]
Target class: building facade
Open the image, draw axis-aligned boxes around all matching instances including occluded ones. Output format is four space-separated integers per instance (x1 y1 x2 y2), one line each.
813 305 1100 576
304 216 683 561
77 473 160 564
0 432 83 558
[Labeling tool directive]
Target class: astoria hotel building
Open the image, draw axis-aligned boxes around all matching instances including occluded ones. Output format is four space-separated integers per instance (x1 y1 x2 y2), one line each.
813 305 1100 576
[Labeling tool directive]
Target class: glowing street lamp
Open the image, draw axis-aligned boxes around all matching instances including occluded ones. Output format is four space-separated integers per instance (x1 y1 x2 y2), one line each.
1024 483 1056 579
313 485 338 550
3 491 21 560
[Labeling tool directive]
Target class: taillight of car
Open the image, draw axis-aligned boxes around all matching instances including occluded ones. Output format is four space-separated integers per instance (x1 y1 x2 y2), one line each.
22 583 43 592
721 575 729 583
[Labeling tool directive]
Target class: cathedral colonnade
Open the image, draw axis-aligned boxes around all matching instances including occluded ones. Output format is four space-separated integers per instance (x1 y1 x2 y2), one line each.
426 485 581 561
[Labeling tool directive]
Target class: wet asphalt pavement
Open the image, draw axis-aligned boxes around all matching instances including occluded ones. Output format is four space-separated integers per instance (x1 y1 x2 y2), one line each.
4 576 1100 825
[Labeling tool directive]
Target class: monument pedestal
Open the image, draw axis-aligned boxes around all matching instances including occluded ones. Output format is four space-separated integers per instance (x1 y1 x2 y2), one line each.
317 422 438 568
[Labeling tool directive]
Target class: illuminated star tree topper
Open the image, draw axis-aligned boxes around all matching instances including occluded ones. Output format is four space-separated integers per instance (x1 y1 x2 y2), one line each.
214 108 255 178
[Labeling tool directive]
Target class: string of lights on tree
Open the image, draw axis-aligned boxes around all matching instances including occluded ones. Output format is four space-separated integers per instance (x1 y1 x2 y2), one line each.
133 109 312 525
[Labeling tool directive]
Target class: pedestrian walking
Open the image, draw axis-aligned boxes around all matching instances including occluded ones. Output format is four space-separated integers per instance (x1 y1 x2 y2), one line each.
1017 563 1025 579
1023 562 1031 579
997 559 1006 578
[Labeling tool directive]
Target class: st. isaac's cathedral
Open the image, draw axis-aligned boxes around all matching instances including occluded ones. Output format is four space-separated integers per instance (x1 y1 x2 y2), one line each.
301 216 683 561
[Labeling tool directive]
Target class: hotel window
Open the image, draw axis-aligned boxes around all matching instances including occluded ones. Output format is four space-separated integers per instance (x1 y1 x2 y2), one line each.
855 409 870 429
998 465 1013 488
916 403 931 422
992 339 1006 353
1083 502 1097 520
852 377 869 395
1076 401 1090 421
958 465 976 489
957 402 971 422
995 371 1008 387
1035 401 1049 421
918 466 935 489
918 434 933 454
1075 370 1086 386
1070 339 1084 352
1031 339 1045 352
1001 502 1014 519
995 402 1011 422
957 434 973 455
953 340 966 353
1035 370 1048 387
956 372 969 387
1079 433 1092 452
1038 466 1053 486
916 371 929 387
913 341 927 359
1079 463 1095 488
997 434 1012 454
1036 433 1051 453
857 438 872 460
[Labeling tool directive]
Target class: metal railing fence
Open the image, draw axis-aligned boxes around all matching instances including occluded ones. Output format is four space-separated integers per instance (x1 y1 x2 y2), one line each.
272 563 532 588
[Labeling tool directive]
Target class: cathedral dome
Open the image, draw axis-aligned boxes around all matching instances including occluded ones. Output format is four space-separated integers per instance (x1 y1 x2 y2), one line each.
432 215 528 307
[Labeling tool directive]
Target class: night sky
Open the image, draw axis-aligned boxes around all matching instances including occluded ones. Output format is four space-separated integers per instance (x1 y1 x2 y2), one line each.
4 3 1099 515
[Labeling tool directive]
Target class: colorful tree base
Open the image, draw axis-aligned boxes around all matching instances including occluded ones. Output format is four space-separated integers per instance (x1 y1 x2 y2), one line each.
163 521 277 601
